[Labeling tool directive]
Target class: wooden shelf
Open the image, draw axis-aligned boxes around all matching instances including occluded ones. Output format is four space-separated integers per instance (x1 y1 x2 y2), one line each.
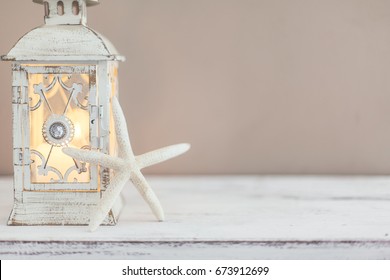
0 176 390 259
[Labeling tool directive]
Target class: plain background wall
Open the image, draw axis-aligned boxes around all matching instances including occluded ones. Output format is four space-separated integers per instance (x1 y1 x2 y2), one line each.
1 0 390 175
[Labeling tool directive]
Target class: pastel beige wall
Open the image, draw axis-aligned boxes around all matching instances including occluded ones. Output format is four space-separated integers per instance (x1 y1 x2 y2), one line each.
1 0 390 175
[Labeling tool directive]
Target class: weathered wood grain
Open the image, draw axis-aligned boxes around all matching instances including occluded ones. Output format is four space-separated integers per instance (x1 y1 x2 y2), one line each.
2 241 390 260
1 176 390 259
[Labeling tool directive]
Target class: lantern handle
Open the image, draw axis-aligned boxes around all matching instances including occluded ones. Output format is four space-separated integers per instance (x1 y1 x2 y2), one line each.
32 0 100 7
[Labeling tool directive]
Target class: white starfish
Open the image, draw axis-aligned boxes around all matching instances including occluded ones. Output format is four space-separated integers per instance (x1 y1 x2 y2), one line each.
62 97 190 231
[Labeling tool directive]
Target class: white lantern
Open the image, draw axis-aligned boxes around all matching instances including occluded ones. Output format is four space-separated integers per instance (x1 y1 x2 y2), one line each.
1 0 125 225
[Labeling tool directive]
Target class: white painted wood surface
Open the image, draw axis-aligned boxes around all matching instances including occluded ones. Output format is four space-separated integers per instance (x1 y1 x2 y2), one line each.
1 176 390 259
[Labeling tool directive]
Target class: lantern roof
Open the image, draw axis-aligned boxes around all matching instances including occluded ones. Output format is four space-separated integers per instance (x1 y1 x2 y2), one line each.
2 25 125 62
1 0 124 62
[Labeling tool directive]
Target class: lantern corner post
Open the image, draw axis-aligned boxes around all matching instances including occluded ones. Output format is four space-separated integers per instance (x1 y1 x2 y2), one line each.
8 62 31 225
94 60 124 225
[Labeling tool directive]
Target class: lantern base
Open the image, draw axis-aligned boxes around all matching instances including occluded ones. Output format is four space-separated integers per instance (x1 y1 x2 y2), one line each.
7 193 124 226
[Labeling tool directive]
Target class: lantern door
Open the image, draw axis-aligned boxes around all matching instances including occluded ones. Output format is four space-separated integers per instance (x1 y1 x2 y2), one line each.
20 64 99 191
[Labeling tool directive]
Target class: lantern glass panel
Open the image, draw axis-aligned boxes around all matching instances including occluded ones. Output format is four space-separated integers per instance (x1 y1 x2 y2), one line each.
109 62 119 158
26 64 94 185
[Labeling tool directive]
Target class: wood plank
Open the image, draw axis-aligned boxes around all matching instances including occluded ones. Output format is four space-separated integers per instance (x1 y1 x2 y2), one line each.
1 241 390 260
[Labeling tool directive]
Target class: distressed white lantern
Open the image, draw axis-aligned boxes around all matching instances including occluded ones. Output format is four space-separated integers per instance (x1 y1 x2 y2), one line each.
1 0 125 225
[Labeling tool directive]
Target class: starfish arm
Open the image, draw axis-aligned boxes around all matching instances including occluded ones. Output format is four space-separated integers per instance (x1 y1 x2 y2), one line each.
62 147 125 170
112 97 134 160
89 171 130 232
130 169 165 221
136 143 191 169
